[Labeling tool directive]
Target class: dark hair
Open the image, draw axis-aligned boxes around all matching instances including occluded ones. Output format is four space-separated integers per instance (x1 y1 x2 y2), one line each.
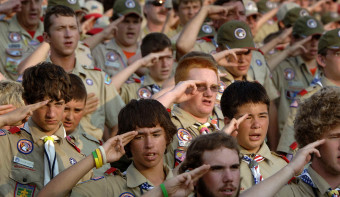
141 33 172 57
172 0 203 12
214 0 243 6
44 5 76 35
179 132 241 173
221 81 270 119
22 62 71 104
68 74 87 102
117 99 177 157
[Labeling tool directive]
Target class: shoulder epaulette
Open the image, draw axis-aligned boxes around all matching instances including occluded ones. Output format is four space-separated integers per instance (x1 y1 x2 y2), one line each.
104 167 117 175
271 151 290 163
82 133 100 145
298 89 308 96
290 141 298 151
36 35 44 43
66 136 81 153
93 67 102 71
82 42 90 48
9 126 21 134
133 78 141 83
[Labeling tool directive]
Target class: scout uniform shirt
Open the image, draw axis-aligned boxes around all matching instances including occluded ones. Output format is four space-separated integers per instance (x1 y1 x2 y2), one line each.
0 16 44 81
120 74 161 104
275 166 340 197
277 76 335 155
0 119 92 197
46 56 125 140
68 125 111 177
165 105 225 168
70 163 174 197
272 55 321 133
239 142 288 192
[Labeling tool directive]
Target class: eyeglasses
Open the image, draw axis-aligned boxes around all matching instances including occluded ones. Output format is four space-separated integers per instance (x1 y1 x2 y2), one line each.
196 84 219 93
148 0 165 6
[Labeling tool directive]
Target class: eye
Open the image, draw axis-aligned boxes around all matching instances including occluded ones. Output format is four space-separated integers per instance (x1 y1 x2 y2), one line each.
210 85 219 92
196 84 207 92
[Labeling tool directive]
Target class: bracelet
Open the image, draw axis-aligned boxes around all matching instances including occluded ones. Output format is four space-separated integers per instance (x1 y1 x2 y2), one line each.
92 150 101 169
98 146 107 164
160 183 168 197
96 149 103 168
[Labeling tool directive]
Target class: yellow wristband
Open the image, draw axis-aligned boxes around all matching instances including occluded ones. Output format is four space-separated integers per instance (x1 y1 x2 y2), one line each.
96 149 103 168
92 150 100 169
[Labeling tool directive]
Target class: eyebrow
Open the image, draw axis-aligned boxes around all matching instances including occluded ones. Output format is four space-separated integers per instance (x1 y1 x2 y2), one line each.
137 129 163 135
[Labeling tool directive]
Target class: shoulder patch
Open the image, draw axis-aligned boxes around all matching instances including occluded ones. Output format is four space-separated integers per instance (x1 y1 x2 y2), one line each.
65 136 81 153
271 151 289 163
105 74 112 85
15 183 36 197
0 129 6 136
119 192 135 197
133 78 141 83
17 139 34 154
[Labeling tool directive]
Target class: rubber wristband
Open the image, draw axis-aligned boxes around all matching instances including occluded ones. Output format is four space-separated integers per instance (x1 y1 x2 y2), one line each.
96 149 103 167
92 150 100 169
99 146 107 164
160 183 168 197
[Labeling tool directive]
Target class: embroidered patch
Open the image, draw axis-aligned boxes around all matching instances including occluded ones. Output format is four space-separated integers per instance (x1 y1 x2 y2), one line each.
6 48 22 57
256 59 262 66
17 139 33 154
91 176 104 181
13 156 34 168
69 157 77 165
0 129 6 136
234 28 246 39
104 74 112 85
29 40 40 46
290 100 298 108
86 79 93 86
218 81 226 93
175 149 186 163
202 24 212 34
177 128 192 142
125 0 135 8
9 32 21 42
306 19 317 28
299 9 309 17
15 183 35 197
106 51 116 62
284 68 295 80
137 87 152 99
285 90 299 100
119 192 135 197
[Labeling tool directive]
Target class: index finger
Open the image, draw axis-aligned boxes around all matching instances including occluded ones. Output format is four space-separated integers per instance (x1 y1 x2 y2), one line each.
112 15 125 25
188 164 210 181
237 114 248 124
26 100 49 112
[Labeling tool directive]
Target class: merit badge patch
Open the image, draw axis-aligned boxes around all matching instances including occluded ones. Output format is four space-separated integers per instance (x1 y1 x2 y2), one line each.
202 24 212 34
120 192 135 197
15 183 35 197
177 128 192 142
234 28 246 39
86 78 93 86
175 149 186 163
29 40 40 46
0 129 6 136
125 0 135 8
106 51 116 62
307 19 317 28
137 87 152 99
218 81 226 93
256 59 262 66
17 139 33 154
6 48 22 57
299 9 309 17
105 74 112 85
284 68 295 80
69 157 77 165
9 32 21 42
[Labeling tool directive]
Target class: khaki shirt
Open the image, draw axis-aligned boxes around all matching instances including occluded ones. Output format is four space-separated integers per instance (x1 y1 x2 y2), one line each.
68 125 111 177
0 119 92 197
272 56 321 133
0 16 44 81
275 166 339 197
165 105 225 168
277 76 336 154
253 20 279 45
239 142 288 192
70 163 173 197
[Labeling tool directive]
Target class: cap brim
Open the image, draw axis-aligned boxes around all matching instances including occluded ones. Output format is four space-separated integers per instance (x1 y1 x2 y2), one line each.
87 28 104 35
120 11 142 18
84 13 103 20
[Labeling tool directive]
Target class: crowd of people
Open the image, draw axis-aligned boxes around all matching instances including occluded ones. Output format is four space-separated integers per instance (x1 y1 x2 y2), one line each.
0 0 339 196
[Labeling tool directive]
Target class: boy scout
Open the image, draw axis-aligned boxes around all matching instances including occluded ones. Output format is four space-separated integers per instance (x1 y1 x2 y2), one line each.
64 74 111 177
221 81 287 192
0 0 44 81
37 99 177 197
142 0 169 37
43 5 125 140
91 0 142 77
272 16 324 134
0 62 92 197
278 28 340 155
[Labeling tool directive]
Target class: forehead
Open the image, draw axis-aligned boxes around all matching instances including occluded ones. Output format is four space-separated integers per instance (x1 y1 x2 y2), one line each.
187 68 218 82
236 103 268 115
66 99 86 108
179 0 202 6
324 124 340 136
136 125 165 134
223 1 245 11
49 14 77 26
202 147 239 165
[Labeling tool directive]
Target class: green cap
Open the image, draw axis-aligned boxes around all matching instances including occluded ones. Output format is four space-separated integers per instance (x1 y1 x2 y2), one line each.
282 7 309 27
321 12 340 25
276 2 300 22
256 0 277 14
113 0 142 18
217 20 255 49
293 16 324 38
243 0 259 16
318 28 340 54
48 0 82 12
197 23 216 39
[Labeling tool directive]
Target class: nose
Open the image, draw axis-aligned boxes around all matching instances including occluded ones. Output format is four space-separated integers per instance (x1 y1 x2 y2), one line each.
222 169 234 182
251 118 261 129
145 136 155 149
65 111 73 121
203 86 213 97
46 106 56 119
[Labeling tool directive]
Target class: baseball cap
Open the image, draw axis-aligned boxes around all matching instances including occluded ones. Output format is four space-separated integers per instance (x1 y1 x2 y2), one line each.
321 12 340 25
243 0 259 17
282 7 310 27
113 0 142 18
217 20 255 49
84 0 104 20
48 0 83 12
277 2 300 22
293 16 324 38
256 0 278 14
318 28 340 54
197 23 216 39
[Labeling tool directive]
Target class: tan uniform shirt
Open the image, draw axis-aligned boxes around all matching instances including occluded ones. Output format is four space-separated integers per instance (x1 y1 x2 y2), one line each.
253 20 279 44
70 163 173 197
239 142 288 192
0 119 92 197
272 56 321 133
275 166 339 197
165 105 225 168
0 16 44 81
277 76 336 154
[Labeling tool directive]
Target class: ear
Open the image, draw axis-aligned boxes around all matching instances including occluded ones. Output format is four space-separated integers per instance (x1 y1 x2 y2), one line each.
224 117 231 125
316 54 326 68
43 32 50 43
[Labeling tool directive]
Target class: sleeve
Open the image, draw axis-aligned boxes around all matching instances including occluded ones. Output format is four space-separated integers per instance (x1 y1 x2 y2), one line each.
70 177 108 197
262 64 279 101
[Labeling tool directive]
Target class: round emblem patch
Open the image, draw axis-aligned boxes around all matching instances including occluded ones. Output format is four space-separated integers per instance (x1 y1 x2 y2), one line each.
299 9 309 17
202 24 212 34
218 81 226 93
0 129 6 136
284 68 295 80
247 1 256 10
8 32 21 42
119 192 135 197
256 59 262 66
306 19 317 28
234 28 246 40
106 52 116 62
17 139 33 154
177 128 192 142
125 0 135 8
69 157 77 165
68 0 77 4
86 78 93 86
137 87 152 99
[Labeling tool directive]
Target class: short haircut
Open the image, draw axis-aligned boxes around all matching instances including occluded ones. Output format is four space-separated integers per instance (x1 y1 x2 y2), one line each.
44 5 76 35
175 52 218 84
221 81 270 119
117 99 177 157
179 132 241 173
172 0 203 12
214 0 243 6
141 33 172 57
295 86 340 148
22 62 71 104
0 81 24 108
68 74 87 102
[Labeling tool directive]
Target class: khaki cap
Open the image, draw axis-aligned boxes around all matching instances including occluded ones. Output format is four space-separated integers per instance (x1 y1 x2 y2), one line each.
318 28 340 53
277 2 300 22
243 0 259 16
256 0 277 14
293 16 324 38
113 0 142 18
197 23 216 39
321 12 340 25
282 7 309 27
48 0 82 12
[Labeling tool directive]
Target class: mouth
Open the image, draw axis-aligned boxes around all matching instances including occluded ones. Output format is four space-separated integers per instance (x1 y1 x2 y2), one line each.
249 133 261 141
63 121 73 128
219 187 236 195
46 120 58 124
144 152 157 161
126 32 135 39
237 66 248 71
29 13 38 19
64 41 73 47
202 99 212 106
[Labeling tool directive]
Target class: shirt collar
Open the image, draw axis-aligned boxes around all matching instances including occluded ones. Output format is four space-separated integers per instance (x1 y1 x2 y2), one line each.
239 142 274 164
308 166 336 194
